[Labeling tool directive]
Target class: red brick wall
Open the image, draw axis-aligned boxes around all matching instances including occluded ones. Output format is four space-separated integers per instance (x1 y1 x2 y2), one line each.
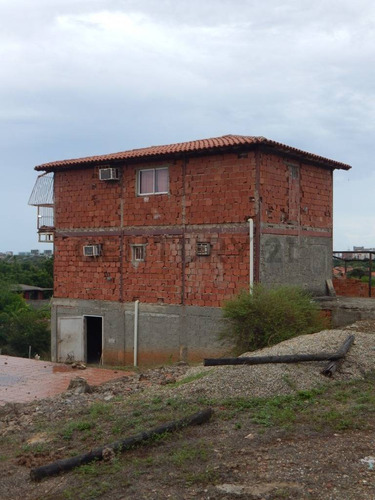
333 278 371 298
54 231 251 306
122 235 183 304
260 154 333 229
54 169 122 229
54 236 121 301
300 164 332 229
54 153 255 229
122 160 183 227
260 154 289 223
184 232 250 307
53 149 332 306
185 154 256 224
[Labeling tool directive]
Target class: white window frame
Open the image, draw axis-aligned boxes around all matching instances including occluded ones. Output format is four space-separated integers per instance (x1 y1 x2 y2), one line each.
131 244 146 263
137 167 169 196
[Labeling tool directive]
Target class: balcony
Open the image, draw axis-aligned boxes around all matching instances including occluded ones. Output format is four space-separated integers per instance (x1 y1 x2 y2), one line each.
29 173 54 243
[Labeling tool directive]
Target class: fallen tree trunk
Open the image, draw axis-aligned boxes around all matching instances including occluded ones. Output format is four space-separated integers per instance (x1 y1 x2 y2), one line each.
30 408 213 482
204 335 355 367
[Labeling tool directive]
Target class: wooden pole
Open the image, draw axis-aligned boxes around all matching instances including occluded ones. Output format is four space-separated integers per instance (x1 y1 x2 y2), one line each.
321 334 355 377
204 335 355 367
30 408 213 481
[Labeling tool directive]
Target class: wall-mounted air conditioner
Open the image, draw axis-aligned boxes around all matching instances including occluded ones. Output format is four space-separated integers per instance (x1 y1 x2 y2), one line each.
99 168 119 181
196 242 211 256
83 244 102 257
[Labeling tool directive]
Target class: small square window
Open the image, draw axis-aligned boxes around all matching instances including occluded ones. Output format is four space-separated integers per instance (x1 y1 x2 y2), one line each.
131 244 146 262
138 168 168 195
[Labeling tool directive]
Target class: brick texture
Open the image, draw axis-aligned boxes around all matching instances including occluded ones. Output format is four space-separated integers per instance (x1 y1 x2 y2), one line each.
333 278 372 298
53 149 333 306
261 154 332 229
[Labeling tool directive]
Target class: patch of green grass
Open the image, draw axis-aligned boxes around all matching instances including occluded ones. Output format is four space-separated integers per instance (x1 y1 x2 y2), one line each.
61 421 93 440
218 388 324 428
75 458 122 477
89 402 112 419
311 408 358 431
170 444 208 467
215 378 375 432
22 442 50 454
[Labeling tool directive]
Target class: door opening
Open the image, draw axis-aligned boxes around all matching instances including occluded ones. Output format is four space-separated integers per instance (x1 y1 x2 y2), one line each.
85 316 103 364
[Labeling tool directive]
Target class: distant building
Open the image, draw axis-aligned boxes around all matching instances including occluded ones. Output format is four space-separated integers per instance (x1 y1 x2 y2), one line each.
11 285 53 308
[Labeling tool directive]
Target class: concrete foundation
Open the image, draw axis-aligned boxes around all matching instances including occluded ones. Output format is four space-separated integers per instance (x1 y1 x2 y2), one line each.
318 296 375 328
51 298 227 366
51 295 375 366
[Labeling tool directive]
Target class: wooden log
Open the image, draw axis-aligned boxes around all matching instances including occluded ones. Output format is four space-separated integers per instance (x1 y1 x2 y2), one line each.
30 408 213 481
204 335 355 367
335 334 355 357
321 359 343 377
321 335 355 377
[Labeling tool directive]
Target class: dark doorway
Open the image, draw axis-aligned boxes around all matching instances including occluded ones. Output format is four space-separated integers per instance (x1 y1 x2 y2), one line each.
85 316 103 364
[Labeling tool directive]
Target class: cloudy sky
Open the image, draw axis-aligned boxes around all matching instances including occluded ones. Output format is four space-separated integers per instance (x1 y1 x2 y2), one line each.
0 0 374 252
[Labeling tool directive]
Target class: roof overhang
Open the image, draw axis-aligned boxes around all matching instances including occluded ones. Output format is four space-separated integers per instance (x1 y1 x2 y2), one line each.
35 135 352 172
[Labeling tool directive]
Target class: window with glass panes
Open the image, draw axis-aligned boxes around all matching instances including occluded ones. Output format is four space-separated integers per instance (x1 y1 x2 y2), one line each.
138 167 168 195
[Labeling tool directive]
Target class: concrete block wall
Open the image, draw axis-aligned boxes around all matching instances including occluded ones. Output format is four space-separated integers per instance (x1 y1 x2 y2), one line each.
51 298 227 365
260 234 332 295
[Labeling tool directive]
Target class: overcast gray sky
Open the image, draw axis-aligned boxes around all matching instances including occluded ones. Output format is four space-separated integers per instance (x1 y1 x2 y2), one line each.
0 0 374 252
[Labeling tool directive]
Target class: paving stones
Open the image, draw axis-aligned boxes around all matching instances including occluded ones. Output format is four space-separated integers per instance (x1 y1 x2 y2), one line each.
0 355 131 405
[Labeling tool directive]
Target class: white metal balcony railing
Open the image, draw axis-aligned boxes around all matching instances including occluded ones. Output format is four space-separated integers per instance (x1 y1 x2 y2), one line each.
29 173 54 243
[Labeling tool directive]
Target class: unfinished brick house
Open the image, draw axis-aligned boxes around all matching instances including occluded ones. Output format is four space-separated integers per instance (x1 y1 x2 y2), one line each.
32 135 351 365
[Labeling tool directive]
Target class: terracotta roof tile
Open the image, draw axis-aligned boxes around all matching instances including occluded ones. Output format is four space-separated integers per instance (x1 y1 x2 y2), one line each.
35 134 351 171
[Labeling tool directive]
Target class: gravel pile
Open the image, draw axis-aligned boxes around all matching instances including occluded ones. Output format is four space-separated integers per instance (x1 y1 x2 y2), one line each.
168 327 375 400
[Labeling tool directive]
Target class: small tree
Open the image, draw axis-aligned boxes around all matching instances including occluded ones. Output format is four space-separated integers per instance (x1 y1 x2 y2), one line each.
0 283 50 358
221 284 327 355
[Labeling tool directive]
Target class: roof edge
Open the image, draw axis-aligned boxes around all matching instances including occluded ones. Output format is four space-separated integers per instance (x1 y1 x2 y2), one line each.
34 135 352 172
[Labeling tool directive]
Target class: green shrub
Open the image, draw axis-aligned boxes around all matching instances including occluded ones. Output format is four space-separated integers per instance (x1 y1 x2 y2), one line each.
1 308 50 358
220 285 327 355
0 283 50 358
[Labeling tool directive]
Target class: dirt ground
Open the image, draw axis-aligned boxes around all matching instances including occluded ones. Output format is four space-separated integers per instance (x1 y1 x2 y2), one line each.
2 321 375 499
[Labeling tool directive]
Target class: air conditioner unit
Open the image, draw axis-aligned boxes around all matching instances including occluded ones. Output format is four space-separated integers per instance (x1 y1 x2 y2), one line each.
83 244 102 257
196 242 211 256
99 168 119 181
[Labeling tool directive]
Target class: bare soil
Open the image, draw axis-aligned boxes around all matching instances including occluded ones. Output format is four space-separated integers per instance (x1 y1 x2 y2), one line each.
1 321 375 499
